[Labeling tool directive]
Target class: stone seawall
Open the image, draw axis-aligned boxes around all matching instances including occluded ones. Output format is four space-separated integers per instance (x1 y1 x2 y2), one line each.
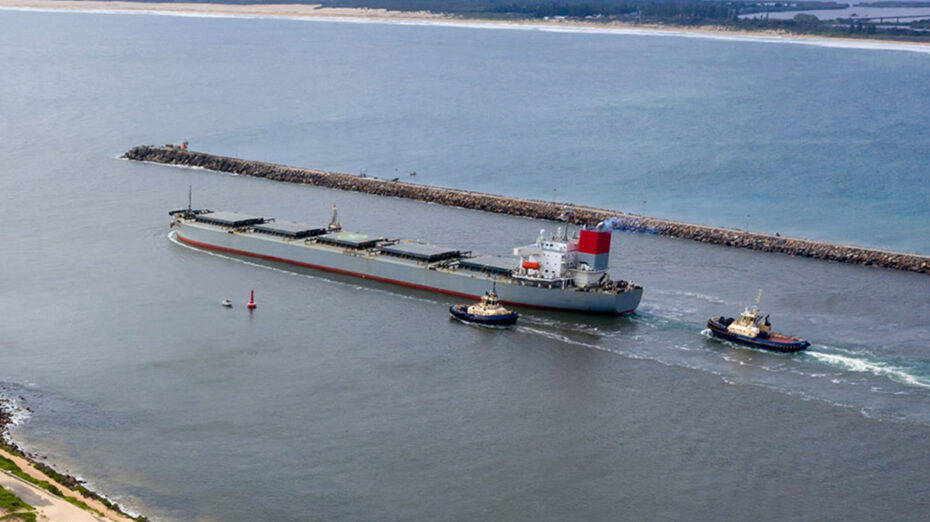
124 145 930 275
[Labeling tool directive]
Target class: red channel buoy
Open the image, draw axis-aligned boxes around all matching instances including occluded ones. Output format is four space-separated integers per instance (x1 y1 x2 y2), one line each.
247 289 257 310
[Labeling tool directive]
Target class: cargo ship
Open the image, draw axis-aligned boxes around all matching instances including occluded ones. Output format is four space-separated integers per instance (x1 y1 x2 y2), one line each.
168 205 643 314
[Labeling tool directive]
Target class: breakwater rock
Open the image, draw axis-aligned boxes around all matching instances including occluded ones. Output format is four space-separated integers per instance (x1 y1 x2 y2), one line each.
125 145 930 275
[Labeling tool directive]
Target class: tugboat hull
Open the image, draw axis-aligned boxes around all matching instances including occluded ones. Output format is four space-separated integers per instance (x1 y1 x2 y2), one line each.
450 305 519 326
707 318 809 353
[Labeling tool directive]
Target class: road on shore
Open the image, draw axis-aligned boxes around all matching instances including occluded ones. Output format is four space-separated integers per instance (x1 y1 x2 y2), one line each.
1 470 104 522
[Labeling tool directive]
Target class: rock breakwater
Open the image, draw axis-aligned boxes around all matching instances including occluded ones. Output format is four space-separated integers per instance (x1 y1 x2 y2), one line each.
125 145 930 275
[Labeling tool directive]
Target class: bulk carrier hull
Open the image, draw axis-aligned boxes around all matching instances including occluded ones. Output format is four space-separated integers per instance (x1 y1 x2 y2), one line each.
170 211 643 315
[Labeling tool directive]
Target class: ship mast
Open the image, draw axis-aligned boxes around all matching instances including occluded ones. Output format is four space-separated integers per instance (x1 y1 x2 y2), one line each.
557 205 573 240
328 204 342 232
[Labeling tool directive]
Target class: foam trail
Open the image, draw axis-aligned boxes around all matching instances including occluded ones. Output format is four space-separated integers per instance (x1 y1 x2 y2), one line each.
807 350 930 390
3 6 930 56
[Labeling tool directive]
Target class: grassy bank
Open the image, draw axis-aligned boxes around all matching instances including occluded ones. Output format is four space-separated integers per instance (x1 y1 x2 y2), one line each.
0 399 147 522
0 453 106 519
0 485 36 522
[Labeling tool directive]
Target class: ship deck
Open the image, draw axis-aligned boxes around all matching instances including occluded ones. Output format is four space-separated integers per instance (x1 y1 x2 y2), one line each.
187 217 520 282
168 208 643 314
177 216 629 296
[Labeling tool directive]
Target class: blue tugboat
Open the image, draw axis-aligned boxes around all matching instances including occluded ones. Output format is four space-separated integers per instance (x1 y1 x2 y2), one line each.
450 290 519 326
707 291 810 353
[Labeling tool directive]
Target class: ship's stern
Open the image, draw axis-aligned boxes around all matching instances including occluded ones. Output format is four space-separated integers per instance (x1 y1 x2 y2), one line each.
614 285 643 315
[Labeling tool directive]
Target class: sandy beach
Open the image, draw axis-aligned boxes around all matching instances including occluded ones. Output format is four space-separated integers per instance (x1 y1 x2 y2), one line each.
1 399 139 522
1 449 136 522
2 0 930 51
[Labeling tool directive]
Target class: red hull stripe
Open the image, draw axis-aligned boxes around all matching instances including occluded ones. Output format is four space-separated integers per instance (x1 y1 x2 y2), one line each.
176 233 634 315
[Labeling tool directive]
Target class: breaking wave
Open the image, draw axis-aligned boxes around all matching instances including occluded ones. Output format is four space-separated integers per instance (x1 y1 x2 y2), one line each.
0 386 32 428
806 349 930 390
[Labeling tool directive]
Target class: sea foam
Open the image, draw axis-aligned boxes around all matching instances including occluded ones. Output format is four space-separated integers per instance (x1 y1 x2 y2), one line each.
807 350 930 390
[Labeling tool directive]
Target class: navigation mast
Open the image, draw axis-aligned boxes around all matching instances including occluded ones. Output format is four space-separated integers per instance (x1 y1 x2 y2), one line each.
328 204 342 232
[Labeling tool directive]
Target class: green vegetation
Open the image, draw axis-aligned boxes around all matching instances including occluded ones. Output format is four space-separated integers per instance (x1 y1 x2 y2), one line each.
0 453 149 522
0 457 30 486
0 485 36 522
0 456 59 496
0 455 105 518
3 403 146 521
0 486 32 513
0 513 38 522
115 0 930 40
320 0 855 20
31 462 149 522
312 0 930 41
316 0 846 21
62 495 105 517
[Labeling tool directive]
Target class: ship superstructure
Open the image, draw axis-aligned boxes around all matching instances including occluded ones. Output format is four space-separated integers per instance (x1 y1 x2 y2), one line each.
168 207 643 314
513 224 616 290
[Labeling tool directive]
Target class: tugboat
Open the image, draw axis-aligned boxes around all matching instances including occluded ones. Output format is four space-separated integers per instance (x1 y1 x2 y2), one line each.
450 289 519 326
706 290 810 352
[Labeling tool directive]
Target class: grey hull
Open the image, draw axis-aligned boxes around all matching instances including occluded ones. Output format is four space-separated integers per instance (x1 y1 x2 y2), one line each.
172 220 642 314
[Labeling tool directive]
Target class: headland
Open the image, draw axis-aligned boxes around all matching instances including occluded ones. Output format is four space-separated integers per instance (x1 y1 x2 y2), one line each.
125 145 930 275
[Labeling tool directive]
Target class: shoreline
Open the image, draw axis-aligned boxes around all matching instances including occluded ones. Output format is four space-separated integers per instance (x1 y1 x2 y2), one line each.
125 145 930 275
2 0 930 52
0 397 147 522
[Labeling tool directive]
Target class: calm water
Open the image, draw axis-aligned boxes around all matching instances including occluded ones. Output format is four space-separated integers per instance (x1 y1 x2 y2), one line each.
1 10 929 521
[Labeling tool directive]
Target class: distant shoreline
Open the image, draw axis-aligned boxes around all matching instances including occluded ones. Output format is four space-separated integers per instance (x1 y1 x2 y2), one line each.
3 0 930 52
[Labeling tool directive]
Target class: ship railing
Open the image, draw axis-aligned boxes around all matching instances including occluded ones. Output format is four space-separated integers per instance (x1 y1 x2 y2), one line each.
512 274 573 289
169 208 212 218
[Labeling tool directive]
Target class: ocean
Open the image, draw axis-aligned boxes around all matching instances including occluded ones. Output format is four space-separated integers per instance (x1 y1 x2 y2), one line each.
0 9 929 521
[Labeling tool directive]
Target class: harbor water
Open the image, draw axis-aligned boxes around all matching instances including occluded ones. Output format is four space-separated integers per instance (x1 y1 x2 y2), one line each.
0 9 929 521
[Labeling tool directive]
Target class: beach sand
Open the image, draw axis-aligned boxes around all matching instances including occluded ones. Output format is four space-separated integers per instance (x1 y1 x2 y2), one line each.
0 0 446 19
1 398 138 522
1 446 138 522
2 0 929 51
